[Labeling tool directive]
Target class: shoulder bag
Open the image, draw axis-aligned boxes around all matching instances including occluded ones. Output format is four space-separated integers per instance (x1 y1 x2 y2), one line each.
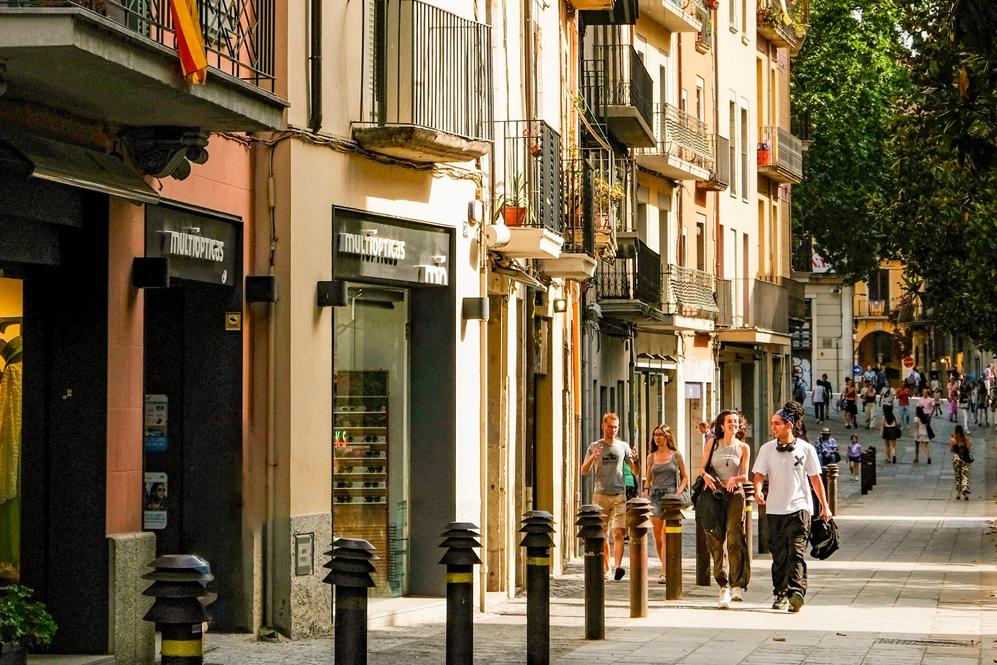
690 440 718 505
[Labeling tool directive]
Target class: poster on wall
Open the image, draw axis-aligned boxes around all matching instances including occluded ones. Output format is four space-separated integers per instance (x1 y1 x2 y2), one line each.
143 472 168 530
144 394 168 452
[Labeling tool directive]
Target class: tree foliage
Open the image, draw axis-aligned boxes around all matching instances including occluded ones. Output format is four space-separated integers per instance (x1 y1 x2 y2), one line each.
791 0 909 282
880 0 997 349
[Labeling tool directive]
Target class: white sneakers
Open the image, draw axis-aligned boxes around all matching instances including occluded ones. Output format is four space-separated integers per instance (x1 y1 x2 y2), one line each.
730 587 745 602
717 587 732 608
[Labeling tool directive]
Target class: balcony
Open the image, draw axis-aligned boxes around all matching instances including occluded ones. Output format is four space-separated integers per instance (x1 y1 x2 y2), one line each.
756 0 809 54
697 135 729 191
758 127 803 184
489 120 563 260
541 155 599 280
639 0 704 32
583 44 655 148
0 0 284 132
594 238 663 321
662 265 720 321
353 0 493 163
855 298 895 319
716 279 733 327
753 278 790 334
579 0 639 25
636 104 712 181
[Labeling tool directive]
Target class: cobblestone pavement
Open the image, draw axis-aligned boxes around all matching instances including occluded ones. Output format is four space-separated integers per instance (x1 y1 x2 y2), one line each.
205 409 996 664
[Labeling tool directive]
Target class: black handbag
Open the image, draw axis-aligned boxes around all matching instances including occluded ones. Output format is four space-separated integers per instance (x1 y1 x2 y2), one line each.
958 445 974 464
809 517 840 560
691 440 718 505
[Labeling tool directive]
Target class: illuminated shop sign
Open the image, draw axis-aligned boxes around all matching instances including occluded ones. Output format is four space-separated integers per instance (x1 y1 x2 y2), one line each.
333 210 451 287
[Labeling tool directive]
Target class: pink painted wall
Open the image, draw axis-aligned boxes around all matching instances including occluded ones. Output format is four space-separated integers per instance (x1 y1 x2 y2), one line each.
105 135 256 536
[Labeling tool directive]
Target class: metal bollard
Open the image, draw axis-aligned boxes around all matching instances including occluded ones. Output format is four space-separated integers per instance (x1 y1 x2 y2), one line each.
439 522 482 665
825 463 839 515
625 497 652 617
323 538 377 665
142 554 215 665
757 480 770 554
861 451 872 495
695 517 710 586
520 511 555 665
574 505 605 640
741 482 754 563
868 446 877 485
661 497 684 600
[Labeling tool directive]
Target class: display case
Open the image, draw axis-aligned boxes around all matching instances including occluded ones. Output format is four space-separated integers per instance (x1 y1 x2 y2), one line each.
333 370 389 589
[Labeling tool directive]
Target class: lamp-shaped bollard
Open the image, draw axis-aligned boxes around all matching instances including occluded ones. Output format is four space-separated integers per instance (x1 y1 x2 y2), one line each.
825 463 838 515
660 497 685 600
323 538 377 665
574 505 605 640
741 482 755 562
520 511 556 665
439 522 482 665
625 497 652 617
142 554 215 665
757 480 770 554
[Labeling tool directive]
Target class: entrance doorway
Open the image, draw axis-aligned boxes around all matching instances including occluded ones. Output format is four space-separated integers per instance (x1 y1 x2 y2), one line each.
333 284 409 596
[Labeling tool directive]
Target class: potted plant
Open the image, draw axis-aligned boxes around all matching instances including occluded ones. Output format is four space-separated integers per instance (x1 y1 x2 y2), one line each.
494 174 530 226
0 585 57 665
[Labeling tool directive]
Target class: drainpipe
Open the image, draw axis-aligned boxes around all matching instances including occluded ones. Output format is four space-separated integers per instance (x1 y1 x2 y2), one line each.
308 0 322 132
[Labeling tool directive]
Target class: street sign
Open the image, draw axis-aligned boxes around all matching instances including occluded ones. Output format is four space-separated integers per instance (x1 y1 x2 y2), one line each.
853 364 862 376
903 356 914 369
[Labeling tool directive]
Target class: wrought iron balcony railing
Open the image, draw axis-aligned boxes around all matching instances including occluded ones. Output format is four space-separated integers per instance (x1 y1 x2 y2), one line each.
662 265 720 320
653 104 713 170
758 126 803 183
494 120 562 233
756 0 809 53
583 43 654 135
562 156 595 256
596 238 662 306
2 0 277 91
716 279 733 327
362 0 492 142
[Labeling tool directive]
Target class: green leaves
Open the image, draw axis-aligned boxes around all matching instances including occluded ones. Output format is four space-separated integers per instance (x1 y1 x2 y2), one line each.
0 585 57 649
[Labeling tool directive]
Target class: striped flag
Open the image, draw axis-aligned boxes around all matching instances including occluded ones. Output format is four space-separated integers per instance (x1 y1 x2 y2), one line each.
169 0 208 84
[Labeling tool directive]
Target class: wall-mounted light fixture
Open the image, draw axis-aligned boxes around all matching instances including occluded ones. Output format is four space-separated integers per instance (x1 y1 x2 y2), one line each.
552 298 568 313
462 297 489 321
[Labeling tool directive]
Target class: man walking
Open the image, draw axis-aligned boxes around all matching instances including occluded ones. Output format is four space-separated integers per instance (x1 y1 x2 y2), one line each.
581 412 636 581
753 407 832 613
812 380 828 424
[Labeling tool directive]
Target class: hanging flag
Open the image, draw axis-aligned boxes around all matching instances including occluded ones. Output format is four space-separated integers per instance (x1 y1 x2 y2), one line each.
169 0 208 84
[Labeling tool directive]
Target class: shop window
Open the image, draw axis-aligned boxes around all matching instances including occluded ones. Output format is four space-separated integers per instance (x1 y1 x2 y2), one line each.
0 277 23 584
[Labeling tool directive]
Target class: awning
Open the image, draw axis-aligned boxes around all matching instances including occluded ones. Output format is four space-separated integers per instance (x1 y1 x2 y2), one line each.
0 130 160 204
636 352 677 371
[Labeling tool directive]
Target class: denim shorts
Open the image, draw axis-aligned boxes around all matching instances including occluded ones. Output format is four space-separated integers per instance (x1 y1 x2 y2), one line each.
649 488 676 519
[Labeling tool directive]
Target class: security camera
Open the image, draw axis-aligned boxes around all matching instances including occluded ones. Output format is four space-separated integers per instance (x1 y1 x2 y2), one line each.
831 287 842 295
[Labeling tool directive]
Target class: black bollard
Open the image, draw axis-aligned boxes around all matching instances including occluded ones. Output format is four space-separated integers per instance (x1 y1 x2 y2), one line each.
323 538 377 665
868 446 877 485
625 498 652 617
757 480 770 554
741 482 754 563
825 463 839 515
439 522 482 665
695 517 710 586
861 451 872 495
661 497 684 600
574 505 605 640
142 554 215 665
521 511 556 665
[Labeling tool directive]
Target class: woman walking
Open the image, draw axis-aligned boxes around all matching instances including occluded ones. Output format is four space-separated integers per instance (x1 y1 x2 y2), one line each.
862 382 878 429
950 425 973 499
699 410 751 608
913 409 931 464
880 408 901 464
643 425 689 583
843 378 858 429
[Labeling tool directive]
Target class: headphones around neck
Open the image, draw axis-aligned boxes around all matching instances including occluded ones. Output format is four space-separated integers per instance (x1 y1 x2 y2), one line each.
776 439 796 453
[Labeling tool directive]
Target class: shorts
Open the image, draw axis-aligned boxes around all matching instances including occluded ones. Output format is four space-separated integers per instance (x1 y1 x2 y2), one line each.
593 492 627 531
848 455 862 463
648 488 676 519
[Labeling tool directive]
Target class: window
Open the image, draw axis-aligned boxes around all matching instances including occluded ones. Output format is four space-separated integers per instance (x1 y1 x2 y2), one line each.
729 0 736 31
695 77 705 122
680 89 688 115
741 0 747 32
679 228 687 267
740 107 749 200
696 214 707 271
868 269 891 303
729 101 737 197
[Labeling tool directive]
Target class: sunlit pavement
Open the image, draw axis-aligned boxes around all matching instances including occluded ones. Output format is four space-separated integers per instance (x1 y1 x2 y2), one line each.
206 405 995 663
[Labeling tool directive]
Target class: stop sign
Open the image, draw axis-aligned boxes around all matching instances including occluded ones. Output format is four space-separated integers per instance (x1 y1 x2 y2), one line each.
903 356 914 368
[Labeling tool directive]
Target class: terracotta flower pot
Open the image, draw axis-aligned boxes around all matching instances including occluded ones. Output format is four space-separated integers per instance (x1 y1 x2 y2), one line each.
502 206 528 226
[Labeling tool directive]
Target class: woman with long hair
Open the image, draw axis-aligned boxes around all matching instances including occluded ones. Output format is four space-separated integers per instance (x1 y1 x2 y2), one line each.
843 378 858 429
880 407 901 464
950 425 973 499
642 424 688 584
699 410 751 607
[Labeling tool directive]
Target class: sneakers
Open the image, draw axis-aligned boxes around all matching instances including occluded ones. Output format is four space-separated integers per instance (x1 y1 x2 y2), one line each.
730 587 745 602
788 591 805 613
614 566 625 581
771 594 789 610
717 587 732 609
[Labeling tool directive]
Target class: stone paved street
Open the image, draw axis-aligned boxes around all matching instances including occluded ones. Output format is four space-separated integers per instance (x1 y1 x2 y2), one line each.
204 408 996 664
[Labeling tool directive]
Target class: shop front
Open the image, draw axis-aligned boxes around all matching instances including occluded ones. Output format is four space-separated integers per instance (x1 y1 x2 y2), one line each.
331 208 455 597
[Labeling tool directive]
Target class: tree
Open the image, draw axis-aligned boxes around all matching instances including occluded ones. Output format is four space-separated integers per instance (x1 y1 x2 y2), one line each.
880 0 997 349
790 0 909 282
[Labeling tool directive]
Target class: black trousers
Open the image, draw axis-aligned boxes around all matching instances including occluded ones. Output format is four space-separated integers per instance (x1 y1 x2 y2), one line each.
767 510 811 597
814 402 827 421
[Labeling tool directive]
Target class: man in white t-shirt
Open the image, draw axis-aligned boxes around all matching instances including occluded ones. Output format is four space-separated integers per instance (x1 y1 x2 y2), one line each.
753 407 832 613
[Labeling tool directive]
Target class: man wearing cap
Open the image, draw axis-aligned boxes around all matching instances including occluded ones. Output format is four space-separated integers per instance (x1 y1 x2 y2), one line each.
816 427 839 466
753 407 832 613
